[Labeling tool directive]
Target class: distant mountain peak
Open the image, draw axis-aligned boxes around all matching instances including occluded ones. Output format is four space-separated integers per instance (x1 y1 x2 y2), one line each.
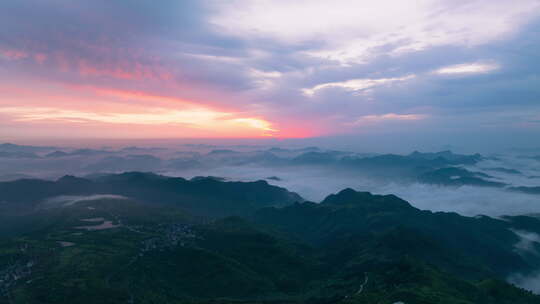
57 175 84 182
321 188 414 211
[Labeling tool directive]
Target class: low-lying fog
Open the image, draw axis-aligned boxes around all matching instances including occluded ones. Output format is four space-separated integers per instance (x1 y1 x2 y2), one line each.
165 164 540 217
2 142 540 293
1 142 539 217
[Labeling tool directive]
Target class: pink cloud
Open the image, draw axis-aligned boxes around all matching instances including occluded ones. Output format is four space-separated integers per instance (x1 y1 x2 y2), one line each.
0 48 29 60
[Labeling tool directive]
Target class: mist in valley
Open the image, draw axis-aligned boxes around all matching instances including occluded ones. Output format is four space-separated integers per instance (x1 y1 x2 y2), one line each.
2 142 540 217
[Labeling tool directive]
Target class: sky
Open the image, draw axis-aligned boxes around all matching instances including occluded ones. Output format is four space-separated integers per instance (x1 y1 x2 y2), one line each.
1 0 540 148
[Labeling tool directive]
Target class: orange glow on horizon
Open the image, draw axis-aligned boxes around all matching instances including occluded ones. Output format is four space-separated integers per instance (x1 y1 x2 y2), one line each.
0 105 282 137
0 51 315 140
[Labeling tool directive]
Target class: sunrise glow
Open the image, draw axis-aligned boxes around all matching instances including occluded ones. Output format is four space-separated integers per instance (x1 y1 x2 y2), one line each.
0 0 539 141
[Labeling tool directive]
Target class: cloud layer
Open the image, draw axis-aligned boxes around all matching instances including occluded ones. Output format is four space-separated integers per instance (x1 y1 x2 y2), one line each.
1 0 539 143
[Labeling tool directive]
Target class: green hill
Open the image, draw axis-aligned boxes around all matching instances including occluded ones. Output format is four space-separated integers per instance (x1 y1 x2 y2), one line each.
1 175 539 303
